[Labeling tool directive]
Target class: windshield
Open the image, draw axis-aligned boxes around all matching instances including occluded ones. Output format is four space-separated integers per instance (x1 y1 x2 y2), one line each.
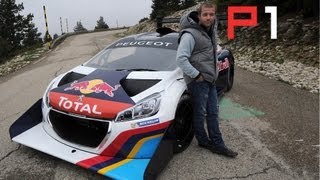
85 47 178 71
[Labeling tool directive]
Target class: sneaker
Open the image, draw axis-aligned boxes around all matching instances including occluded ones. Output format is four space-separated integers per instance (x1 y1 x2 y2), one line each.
210 145 238 158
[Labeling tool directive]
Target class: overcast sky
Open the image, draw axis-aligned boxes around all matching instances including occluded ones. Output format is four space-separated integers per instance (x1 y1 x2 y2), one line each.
16 0 153 36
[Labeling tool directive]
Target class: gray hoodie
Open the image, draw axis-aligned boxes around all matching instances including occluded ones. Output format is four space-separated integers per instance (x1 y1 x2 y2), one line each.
176 11 219 84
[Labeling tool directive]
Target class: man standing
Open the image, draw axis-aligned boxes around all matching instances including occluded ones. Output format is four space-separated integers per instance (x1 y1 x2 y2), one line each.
176 2 238 158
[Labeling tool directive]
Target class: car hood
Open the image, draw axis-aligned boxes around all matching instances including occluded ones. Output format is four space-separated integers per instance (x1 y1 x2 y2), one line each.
48 68 175 119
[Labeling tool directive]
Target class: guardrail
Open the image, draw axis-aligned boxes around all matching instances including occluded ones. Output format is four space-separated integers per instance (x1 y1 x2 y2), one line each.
50 27 128 49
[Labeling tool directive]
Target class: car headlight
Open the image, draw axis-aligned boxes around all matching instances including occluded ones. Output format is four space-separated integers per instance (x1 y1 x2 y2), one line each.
115 93 161 122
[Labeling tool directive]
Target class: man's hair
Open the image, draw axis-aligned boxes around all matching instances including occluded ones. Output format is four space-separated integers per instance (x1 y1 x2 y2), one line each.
197 2 216 15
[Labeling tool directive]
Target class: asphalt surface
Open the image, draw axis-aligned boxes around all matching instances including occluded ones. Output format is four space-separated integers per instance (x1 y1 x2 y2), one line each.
0 30 318 180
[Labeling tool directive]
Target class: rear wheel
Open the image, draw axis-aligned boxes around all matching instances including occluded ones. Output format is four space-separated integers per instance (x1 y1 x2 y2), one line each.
226 50 235 91
173 94 194 153
226 65 234 91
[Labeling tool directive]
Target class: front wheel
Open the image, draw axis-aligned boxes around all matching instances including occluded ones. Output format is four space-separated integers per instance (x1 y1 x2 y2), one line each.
173 94 194 153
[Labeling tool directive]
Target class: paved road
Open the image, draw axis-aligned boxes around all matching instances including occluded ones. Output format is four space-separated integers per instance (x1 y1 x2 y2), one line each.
0 30 318 180
159 69 319 180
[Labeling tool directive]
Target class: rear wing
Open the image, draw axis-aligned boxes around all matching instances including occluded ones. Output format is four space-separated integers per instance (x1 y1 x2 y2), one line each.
156 14 228 28
156 14 228 37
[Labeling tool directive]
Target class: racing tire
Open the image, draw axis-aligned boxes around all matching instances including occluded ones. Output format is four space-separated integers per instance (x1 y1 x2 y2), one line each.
173 94 194 153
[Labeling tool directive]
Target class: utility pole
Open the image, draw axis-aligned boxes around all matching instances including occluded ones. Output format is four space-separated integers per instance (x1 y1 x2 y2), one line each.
43 5 52 49
66 18 69 33
60 17 63 35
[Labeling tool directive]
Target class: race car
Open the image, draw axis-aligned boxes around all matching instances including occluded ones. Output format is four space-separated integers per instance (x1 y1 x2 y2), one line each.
9 28 235 180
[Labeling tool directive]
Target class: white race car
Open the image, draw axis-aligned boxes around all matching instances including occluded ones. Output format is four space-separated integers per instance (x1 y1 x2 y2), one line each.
9 28 235 180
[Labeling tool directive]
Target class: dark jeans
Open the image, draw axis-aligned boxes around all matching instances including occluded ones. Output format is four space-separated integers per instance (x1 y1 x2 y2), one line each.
187 80 225 147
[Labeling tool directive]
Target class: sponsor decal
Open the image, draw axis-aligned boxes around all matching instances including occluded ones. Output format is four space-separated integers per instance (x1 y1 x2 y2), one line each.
58 96 102 115
49 91 135 118
115 41 173 47
218 58 230 72
136 118 160 127
64 79 120 97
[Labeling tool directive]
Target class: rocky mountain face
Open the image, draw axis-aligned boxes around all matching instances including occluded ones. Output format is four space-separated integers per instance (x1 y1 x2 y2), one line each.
222 14 319 67
125 5 319 93
220 14 319 93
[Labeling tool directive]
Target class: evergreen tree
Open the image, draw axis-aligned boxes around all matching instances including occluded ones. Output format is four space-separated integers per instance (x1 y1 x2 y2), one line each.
94 16 109 30
73 21 87 32
150 0 181 20
22 14 42 46
0 0 42 60
0 0 24 52
53 33 59 39
139 17 149 23
0 37 11 60
150 0 162 20
181 0 196 9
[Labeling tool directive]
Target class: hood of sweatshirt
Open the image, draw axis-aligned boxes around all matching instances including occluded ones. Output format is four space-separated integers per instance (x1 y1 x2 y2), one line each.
180 11 202 30
179 11 221 44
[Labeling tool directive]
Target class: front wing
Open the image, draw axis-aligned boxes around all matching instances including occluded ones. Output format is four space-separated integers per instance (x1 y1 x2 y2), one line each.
9 99 174 180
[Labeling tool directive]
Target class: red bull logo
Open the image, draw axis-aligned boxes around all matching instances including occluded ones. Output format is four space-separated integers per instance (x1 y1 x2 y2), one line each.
64 79 120 97
64 81 89 91
91 83 120 97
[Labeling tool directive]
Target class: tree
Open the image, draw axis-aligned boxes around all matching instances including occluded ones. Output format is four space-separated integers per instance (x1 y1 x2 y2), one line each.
150 0 181 20
22 14 42 46
53 33 59 39
73 21 87 32
0 0 24 54
0 0 42 60
0 37 12 60
181 0 196 9
94 16 109 30
139 17 149 23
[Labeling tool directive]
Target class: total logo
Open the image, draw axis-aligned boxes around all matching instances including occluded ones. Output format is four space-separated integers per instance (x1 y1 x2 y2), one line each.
64 79 120 97
58 96 102 115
